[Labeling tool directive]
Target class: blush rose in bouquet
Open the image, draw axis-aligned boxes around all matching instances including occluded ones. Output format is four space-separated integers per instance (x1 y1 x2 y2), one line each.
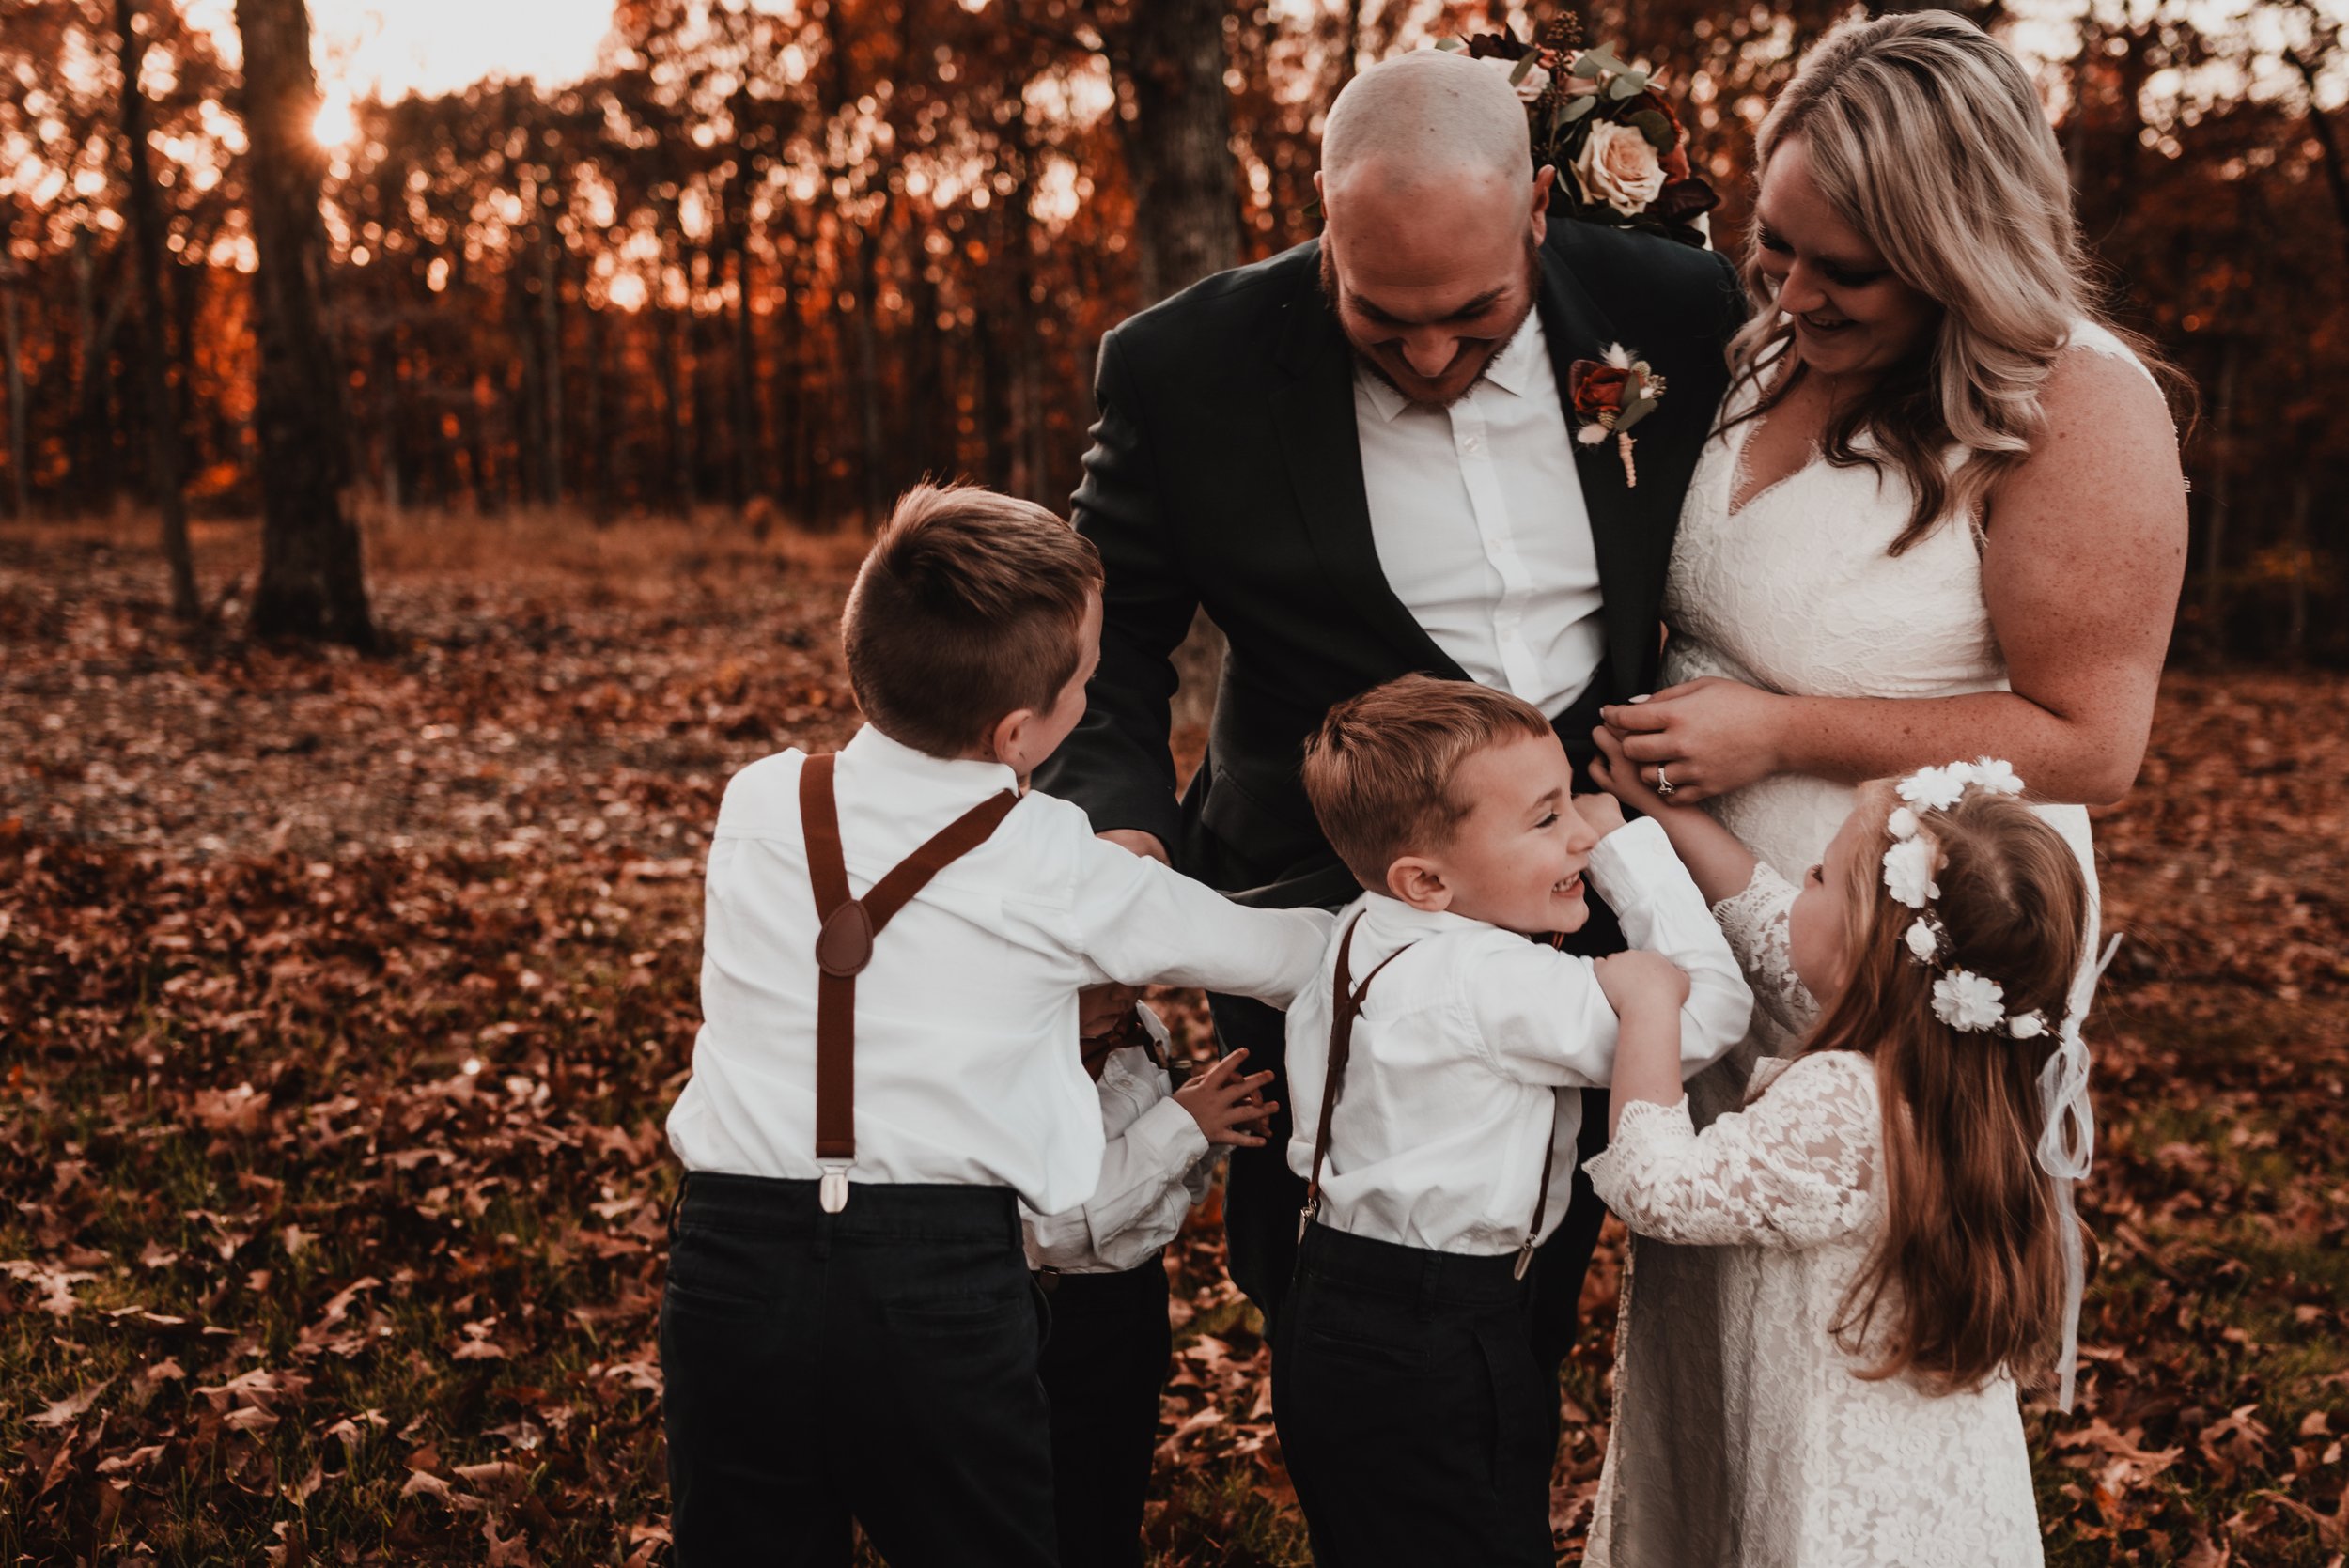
1439 14 1719 248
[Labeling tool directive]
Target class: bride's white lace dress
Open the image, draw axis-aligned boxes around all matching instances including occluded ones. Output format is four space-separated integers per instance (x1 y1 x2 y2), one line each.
1583 321 2147 1565
1585 870 2046 1567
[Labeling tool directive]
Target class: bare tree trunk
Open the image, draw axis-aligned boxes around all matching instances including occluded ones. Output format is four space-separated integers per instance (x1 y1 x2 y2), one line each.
1336 0 1364 93
723 106 764 508
376 330 403 513
74 225 106 515
2201 335 2237 648
583 303 613 525
655 286 693 519
538 206 563 505
1119 0 1243 303
850 191 891 527
236 0 375 648
2291 45 2349 275
2284 474 2310 661
117 0 199 619
1 247 26 521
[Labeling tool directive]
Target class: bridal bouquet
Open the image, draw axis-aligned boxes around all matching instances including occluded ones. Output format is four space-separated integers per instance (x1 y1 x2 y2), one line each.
1440 15 1719 249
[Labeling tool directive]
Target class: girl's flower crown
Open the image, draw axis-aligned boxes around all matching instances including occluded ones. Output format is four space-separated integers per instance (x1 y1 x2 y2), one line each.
1880 756 2119 1413
1879 758 2051 1037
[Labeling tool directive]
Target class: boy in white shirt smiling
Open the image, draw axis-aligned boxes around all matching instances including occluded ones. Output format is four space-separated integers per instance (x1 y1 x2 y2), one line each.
659 483 1331 1568
1272 675 1751 1568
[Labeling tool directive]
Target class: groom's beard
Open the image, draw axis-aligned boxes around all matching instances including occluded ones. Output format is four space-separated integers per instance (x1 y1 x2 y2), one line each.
1319 236 1541 411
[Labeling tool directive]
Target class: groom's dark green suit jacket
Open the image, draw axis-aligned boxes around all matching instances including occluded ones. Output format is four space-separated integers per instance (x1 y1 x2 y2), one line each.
1035 222 1746 910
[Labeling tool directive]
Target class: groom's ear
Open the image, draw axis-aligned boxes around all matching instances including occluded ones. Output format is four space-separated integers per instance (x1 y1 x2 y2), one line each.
1529 163 1555 242
1386 855 1452 912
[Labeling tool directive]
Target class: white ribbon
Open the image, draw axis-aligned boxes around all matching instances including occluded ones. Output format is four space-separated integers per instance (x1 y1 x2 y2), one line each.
2037 932 2121 1411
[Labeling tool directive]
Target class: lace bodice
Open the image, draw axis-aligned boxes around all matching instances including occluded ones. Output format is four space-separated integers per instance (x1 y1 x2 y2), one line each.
1584 875 2046 1567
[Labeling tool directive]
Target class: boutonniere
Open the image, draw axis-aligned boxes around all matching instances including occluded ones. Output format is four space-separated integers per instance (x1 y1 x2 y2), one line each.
1568 344 1666 488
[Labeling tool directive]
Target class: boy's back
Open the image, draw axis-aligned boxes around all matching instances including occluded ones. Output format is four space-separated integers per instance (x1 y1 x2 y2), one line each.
672 725 1328 1215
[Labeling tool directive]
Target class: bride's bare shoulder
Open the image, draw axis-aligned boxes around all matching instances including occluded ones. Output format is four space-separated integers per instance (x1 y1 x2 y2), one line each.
2040 323 2175 451
2005 325 2180 507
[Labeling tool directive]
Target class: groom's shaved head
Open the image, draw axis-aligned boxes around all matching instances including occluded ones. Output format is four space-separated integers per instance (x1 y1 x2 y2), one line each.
1316 50 1552 409
1322 48 1533 195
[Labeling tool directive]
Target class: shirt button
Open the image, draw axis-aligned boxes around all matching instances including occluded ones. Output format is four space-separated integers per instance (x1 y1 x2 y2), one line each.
1461 434 1485 454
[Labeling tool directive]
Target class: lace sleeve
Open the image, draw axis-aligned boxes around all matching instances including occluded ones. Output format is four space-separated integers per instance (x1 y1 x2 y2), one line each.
1582 1053 1876 1250
1711 862 1818 1038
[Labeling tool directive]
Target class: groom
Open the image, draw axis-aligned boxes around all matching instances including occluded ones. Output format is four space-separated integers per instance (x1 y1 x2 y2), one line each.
1039 51 1743 1370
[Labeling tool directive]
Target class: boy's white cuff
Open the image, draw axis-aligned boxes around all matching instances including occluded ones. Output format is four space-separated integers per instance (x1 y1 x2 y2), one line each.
1586 815 1678 905
1123 1094 1210 1176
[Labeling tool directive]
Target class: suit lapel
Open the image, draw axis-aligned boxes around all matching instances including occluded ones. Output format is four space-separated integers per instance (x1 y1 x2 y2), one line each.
1537 241 1675 693
1271 245 1468 683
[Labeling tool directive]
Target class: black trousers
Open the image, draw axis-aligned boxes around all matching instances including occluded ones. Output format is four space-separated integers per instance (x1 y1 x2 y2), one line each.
1271 1225 1555 1568
1035 1261 1172 1568
1218 997 1611 1374
659 1173 1056 1568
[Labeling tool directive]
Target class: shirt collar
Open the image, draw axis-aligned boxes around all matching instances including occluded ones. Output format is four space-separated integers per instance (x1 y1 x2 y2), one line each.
1350 311 1549 424
842 723 1020 801
1346 891 1508 943
1479 312 1548 399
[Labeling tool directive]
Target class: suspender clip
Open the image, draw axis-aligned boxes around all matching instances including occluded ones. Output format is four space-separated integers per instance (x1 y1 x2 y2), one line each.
818 1161 851 1214
1296 1196 1318 1244
1512 1239 1536 1281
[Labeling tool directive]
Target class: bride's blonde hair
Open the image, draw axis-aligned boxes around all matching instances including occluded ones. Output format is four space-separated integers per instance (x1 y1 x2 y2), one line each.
1725 9 2166 551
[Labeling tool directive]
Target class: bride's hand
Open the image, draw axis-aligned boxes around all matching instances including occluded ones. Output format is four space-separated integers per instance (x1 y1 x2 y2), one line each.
1598 677 1789 805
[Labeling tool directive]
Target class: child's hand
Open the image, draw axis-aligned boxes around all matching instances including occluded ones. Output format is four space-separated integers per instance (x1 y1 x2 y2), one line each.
1595 950 1692 1019
1173 1049 1280 1148
1575 790 1628 837
1590 724 1685 818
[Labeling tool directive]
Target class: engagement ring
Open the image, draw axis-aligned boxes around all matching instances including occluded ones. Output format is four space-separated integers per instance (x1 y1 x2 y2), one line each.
1656 765 1676 799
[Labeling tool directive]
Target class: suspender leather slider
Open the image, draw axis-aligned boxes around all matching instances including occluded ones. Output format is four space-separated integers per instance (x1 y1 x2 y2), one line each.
816 899 876 978
818 1161 851 1214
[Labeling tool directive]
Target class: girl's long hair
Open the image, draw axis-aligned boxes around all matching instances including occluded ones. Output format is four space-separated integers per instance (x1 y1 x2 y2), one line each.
1807 780 2092 1394
1724 9 2186 551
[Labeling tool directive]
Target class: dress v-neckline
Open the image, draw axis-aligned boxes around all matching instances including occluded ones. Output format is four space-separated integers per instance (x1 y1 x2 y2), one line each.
1723 406 1822 522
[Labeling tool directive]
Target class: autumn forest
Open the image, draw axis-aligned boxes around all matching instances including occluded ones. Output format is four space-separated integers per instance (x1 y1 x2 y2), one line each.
4 0 2349 1563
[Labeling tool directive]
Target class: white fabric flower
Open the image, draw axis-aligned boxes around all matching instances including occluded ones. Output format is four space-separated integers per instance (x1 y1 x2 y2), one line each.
1881 836 1940 909
1904 918 1939 963
1887 806 1921 842
1933 970 2007 1032
1967 757 2026 797
1897 765 1967 812
1573 120 1667 216
2009 1012 2047 1040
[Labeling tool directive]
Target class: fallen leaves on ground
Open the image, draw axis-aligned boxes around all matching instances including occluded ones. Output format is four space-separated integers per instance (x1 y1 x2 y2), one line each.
1 524 2344 1564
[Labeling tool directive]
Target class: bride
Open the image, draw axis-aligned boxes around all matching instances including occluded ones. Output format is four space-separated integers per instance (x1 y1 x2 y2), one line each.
1588 11 2186 1563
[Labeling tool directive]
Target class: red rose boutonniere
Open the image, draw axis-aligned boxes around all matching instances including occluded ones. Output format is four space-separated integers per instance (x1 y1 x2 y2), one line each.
1568 344 1665 488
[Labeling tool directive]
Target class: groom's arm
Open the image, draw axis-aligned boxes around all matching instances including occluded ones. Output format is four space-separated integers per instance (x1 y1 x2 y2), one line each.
1033 327 1199 862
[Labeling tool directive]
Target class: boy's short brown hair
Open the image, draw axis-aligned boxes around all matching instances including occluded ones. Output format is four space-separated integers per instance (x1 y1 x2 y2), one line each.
843 482 1102 758
1301 675 1555 890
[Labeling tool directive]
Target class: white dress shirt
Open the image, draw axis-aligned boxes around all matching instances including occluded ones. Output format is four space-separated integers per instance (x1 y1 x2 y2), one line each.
667 725 1333 1216
1283 819 1752 1256
1021 1007 1218 1275
1355 313 1605 716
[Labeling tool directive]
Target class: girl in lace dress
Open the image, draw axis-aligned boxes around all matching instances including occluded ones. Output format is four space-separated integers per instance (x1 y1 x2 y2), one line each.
1582 738 2100 1567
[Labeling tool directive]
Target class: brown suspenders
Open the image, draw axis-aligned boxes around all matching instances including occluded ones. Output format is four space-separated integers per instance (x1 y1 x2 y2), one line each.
799 752 1019 1213
1298 911 1564 1281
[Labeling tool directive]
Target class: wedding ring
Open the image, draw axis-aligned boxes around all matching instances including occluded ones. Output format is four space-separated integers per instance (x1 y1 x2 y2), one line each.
1656 764 1676 799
